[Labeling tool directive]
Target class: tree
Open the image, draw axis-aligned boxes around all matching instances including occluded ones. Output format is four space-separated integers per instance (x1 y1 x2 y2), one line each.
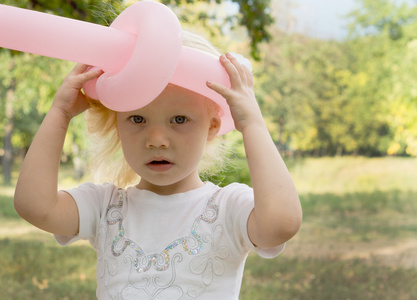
0 0 123 183
347 0 417 156
254 27 367 156
159 0 273 59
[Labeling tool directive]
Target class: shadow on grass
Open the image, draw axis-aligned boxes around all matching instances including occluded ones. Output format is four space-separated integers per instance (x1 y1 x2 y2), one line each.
0 238 96 300
299 190 417 241
301 190 417 217
241 255 417 300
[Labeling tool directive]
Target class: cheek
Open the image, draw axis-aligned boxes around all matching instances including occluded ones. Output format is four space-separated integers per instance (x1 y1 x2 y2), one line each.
118 128 143 160
119 138 134 162
183 137 208 162
118 121 143 142
181 127 209 149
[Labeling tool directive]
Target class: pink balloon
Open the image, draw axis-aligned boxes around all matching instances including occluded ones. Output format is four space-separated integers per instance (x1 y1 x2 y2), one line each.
0 1 234 135
171 47 232 132
90 1 183 112
0 4 135 71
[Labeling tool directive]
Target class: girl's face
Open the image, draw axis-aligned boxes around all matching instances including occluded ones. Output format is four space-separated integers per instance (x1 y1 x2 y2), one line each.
116 85 221 195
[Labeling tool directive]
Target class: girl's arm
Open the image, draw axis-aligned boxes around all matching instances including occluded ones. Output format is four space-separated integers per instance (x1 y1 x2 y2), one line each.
14 64 102 236
207 53 302 248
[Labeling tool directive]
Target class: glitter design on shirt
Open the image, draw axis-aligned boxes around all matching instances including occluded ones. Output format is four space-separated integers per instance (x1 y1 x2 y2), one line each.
123 251 184 299
106 188 221 274
187 223 230 298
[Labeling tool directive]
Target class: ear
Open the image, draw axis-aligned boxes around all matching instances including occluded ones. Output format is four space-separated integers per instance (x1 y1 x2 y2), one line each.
207 115 221 141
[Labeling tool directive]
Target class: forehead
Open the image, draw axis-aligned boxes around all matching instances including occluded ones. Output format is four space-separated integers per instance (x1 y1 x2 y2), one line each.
138 85 207 114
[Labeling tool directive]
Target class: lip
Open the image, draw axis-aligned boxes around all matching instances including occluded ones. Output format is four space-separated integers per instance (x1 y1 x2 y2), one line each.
146 158 174 172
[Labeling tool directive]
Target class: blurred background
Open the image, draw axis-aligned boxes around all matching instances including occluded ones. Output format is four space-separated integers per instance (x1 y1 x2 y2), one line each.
1 0 417 299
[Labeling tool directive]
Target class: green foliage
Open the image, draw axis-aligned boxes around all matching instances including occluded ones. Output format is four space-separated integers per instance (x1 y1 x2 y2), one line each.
246 0 417 157
1 0 125 24
0 51 72 148
255 33 359 155
159 0 273 59
345 0 417 156
0 0 127 180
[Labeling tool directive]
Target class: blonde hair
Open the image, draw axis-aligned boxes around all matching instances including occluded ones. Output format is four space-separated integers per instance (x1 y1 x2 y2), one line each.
85 30 228 187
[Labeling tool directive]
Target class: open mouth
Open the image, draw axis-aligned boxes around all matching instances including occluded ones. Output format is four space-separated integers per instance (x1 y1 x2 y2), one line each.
149 160 171 165
146 159 173 172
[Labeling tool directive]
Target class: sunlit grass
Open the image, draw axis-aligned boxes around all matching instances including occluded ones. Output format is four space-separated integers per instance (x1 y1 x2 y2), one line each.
288 156 417 194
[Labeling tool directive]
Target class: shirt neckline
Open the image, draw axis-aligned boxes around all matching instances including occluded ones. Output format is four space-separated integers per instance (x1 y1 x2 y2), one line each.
128 181 218 202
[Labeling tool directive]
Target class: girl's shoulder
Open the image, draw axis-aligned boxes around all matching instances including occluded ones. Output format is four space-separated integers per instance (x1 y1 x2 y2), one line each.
63 181 124 206
212 182 254 210
66 181 121 194
218 182 253 196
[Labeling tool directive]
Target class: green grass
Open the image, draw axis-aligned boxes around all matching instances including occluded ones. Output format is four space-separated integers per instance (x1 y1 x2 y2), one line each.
300 190 417 243
0 193 20 219
1 157 417 299
0 238 96 300
241 256 417 300
288 156 417 194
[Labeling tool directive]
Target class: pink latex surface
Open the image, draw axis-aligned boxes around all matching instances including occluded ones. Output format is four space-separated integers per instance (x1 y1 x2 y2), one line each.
0 1 234 134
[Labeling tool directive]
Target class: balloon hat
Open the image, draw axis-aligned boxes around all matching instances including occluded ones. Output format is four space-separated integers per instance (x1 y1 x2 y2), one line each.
0 1 236 135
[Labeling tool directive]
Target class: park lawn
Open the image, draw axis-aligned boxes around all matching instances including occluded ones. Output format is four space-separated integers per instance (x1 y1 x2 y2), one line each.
1 157 417 299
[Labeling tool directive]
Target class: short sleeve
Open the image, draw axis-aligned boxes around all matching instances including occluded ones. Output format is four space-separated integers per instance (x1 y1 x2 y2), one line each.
222 183 285 259
54 182 116 246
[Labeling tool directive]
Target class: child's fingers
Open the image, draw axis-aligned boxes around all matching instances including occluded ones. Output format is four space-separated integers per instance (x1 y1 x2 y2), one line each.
66 65 102 89
81 68 103 83
243 65 254 88
225 53 248 83
70 63 90 75
209 53 255 100
206 80 233 100
219 55 243 88
70 63 102 79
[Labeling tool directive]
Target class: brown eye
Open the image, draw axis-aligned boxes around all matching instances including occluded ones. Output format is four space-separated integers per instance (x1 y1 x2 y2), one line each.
130 115 145 124
172 116 187 124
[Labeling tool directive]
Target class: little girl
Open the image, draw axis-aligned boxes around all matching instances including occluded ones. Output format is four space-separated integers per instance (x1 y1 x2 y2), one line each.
14 28 302 299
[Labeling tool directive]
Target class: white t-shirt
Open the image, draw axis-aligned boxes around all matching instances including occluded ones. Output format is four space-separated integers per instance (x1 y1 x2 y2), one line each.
55 182 285 299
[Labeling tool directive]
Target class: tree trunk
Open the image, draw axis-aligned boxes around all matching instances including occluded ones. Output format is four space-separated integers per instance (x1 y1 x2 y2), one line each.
3 60 16 185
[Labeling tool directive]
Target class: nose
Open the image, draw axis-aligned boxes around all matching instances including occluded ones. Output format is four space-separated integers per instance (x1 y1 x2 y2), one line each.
145 125 170 149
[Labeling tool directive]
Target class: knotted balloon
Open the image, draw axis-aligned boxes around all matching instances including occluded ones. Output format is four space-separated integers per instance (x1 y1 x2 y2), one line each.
0 1 234 134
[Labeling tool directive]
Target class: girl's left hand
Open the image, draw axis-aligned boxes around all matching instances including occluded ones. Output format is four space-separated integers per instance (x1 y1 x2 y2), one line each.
206 53 264 132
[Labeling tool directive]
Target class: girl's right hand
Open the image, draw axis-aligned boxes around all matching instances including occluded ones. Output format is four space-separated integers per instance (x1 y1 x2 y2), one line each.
52 63 103 119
